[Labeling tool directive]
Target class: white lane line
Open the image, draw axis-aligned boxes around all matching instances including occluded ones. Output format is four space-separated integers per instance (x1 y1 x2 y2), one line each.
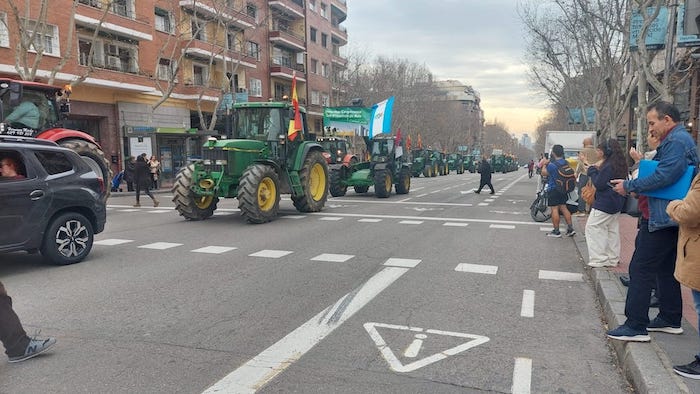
311 253 354 262
399 220 423 225
330 199 473 207
319 217 343 221
282 215 306 220
384 258 422 268
358 218 382 223
429 190 441 194
147 210 172 214
478 203 489 206
521 290 535 318
538 270 583 282
203 266 414 394
191 246 238 254
490 224 515 229
455 263 498 275
398 198 412 202
94 239 133 246
312 212 546 226
443 222 469 227
539 227 551 232
139 242 183 250
117 209 140 212
249 250 293 258
416 193 429 198
512 357 532 394
484 199 495 202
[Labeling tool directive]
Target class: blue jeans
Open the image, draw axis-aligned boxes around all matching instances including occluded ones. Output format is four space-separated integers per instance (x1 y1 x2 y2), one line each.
693 289 700 358
624 219 682 330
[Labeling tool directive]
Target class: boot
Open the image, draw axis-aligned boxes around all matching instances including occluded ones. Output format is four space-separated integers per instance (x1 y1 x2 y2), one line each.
133 202 140 207
153 198 160 208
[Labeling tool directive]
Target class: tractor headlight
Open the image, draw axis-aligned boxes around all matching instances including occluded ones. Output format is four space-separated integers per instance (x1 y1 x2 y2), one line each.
215 159 228 165
336 157 342 162
203 159 213 165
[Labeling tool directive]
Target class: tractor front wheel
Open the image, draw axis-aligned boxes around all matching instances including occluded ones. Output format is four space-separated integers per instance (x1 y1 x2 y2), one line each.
292 150 329 212
396 167 411 194
238 164 281 224
374 169 392 198
172 164 219 221
329 168 347 197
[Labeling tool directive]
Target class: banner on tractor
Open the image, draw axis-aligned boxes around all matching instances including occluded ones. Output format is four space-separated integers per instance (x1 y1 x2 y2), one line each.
369 96 395 138
323 106 372 136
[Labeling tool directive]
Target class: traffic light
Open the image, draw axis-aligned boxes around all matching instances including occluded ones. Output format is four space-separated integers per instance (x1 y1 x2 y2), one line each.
684 0 700 35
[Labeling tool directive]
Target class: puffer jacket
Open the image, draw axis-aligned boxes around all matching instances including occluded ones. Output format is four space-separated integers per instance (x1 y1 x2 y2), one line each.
667 173 700 291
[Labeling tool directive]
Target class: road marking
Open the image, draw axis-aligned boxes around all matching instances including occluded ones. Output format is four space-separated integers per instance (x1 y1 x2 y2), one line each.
399 220 423 225
117 209 140 212
191 246 238 254
203 266 414 394
147 210 172 214
139 242 183 250
429 190 440 194
538 270 583 282
311 253 354 262
484 199 495 202
416 193 429 198
443 222 469 227
512 357 532 394
490 224 515 229
539 227 551 232
331 199 473 207
521 290 535 318
358 218 382 223
384 258 422 268
397 198 412 202
281 215 306 220
93 238 133 246
319 216 343 221
478 203 489 206
364 322 490 373
249 250 293 258
312 212 546 226
455 263 498 275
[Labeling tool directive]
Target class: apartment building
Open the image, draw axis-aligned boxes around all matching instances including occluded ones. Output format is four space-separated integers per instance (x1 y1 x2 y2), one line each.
0 0 348 184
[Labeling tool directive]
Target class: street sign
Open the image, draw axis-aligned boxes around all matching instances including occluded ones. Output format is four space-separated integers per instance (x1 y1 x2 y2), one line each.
364 322 490 373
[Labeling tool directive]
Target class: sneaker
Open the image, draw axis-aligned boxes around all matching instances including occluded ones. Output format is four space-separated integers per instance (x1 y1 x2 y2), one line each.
647 316 683 334
489 191 495 195
8 336 56 363
474 190 480 194
153 200 160 208
565 228 576 237
674 356 700 379
547 229 562 238
133 203 141 207
606 325 650 342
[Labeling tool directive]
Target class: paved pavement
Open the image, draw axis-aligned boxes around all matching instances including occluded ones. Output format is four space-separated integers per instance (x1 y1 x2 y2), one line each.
573 213 700 393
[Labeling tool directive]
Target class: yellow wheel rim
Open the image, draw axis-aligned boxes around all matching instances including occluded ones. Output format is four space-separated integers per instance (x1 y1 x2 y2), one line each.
403 175 409 190
309 163 326 201
257 177 276 211
385 174 391 190
195 195 213 209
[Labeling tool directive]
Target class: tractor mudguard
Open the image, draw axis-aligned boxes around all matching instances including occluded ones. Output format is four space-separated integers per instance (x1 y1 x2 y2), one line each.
291 142 325 171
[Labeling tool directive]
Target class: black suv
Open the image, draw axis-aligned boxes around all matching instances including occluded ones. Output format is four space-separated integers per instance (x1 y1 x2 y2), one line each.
0 136 107 265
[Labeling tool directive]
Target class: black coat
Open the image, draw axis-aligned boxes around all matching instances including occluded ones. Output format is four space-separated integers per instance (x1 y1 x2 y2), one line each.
479 160 492 181
134 160 152 189
124 161 135 182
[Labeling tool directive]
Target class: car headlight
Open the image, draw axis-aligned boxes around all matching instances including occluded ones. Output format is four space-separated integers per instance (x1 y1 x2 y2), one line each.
215 159 227 165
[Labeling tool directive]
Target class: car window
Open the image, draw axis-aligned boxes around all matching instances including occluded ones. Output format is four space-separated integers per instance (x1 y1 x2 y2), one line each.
0 149 30 181
34 150 74 175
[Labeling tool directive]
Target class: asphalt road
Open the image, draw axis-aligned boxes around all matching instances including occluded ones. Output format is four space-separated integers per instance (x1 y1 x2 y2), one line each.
0 169 631 393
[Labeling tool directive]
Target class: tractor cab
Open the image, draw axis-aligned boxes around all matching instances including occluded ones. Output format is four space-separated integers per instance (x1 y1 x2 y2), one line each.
317 136 351 165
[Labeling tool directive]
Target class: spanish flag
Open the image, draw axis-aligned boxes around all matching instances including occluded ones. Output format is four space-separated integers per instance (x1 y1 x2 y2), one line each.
288 74 302 141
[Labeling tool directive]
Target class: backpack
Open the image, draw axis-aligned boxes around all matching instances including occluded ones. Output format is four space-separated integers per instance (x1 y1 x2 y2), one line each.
554 161 576 193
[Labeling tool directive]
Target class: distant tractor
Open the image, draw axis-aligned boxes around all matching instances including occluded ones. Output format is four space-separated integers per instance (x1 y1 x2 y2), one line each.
411 148 434 177
0 79 112 199
328 134 411 198
172 101 329 224
432 150 448 176
447 153 465 174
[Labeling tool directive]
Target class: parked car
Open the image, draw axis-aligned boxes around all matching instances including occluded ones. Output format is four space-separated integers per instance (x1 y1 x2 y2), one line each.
0 136 107 265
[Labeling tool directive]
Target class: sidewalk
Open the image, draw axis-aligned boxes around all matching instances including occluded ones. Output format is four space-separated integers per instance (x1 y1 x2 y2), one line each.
573 214 700 393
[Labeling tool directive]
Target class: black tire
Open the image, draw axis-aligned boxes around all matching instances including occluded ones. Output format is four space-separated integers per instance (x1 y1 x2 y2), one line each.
374 169 392 198
530 194 552 222
431 163 438 177
172 164 219 221
354 185 369 193
292 150 329 212
41 212 94 265
59 139 112 201
329 168 347 197
238 164 281 224
422 165 430 177
396 167 411 194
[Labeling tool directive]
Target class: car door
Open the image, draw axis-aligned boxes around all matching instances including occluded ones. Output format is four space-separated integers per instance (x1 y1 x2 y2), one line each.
0 149 50 249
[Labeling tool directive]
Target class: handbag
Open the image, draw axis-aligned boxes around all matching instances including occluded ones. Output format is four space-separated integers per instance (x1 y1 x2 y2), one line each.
621 194 640 217
581 179 595 206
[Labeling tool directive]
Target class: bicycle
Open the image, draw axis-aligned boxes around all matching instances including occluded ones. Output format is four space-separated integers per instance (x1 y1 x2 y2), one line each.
530 181 552 222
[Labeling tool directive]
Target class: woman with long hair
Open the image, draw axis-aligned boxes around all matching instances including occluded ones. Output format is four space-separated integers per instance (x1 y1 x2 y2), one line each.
584 138 628 267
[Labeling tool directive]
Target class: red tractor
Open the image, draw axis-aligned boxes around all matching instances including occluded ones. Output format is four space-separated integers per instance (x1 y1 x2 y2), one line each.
0 79 111 198
317 136 361 197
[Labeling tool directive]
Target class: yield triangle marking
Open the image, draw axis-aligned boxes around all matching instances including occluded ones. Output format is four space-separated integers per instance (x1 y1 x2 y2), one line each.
364 322 490 373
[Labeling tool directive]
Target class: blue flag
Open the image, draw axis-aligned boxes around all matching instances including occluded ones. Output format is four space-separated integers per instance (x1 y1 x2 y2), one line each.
369 96 395 138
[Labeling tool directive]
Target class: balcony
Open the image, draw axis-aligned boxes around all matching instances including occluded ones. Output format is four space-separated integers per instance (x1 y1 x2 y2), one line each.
331 0 347 23
269 29 306 51
179 0 255 29
331 53 347 68
331 24 347 46
268 0 304 19
270 61 306 82
75 3 153 41
184 39 258 69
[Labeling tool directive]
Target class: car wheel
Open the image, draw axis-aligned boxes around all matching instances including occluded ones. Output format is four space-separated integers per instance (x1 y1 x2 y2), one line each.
41 212 94 265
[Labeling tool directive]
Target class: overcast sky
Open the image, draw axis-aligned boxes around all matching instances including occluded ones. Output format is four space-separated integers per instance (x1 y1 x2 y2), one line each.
343 0 548 137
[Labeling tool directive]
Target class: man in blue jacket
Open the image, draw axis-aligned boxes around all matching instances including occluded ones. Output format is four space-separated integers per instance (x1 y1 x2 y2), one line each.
608 101 699 342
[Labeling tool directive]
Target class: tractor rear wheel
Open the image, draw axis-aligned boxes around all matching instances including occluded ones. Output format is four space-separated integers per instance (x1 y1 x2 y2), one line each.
59 139 112 201
431 163 438 177
396 167 411 194
374 169 392 198
329 168 347 197
292 150 329 212
354 185 369 193
238 164 281 223
422 165 430 177
172 164 219 221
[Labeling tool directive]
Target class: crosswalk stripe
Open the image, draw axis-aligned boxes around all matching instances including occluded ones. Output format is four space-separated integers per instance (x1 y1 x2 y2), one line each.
311 253 354 262
191 246 238 254
93 239 133 246
455 263 498 274
249 249 293 258
139 242 183 250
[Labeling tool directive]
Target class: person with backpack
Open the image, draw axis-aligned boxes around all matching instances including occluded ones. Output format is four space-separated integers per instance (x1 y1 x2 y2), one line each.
545 144 576 237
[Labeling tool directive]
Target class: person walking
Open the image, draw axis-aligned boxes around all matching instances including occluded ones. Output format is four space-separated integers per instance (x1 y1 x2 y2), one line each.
0 281 56 362
474 156 495 194
608 101 700 342
124 156 136 192
666 171 700 378
148 155 160 190
584 138 627 268
575 137 600 215
527 159 535 178
545 144 575 237
133 155 159 207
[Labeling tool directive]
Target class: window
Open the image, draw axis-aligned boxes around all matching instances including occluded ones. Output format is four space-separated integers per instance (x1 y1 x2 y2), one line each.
0 13 8 47
192 64 208 86
34 151 73 175
191 19 206 41
249 79 262 97
320 3 327 19
321 33 327 48
321 93 329 106
311 91 320 105
246 3 257 21
155 8 173 33
78 0 102 8
99 41 138 73
309 0 316 12
272 47 293 67
310 58 318 74
246 41 260 60
111 0 131 18
227 30 242 52
23 20 60 56
310 27 317 43
157 58 175 80
321 63 329 77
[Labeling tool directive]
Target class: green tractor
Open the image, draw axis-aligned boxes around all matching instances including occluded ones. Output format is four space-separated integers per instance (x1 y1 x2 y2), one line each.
448 153 465 174
464 154 476 173
328 134 411 198
411 148 432 177
432 151 448 176
172 101 329 224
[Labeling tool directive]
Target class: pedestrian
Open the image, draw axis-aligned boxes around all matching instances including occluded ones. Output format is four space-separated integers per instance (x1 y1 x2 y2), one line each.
575 137 600 215
527 159 535 178
474 156 495 194
545 144 575 237
607 101 699 342
124 156 135 192
148 155 161 190
583 138 627 268
0 281 56 363
133 155 159 207
666 171 700 379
